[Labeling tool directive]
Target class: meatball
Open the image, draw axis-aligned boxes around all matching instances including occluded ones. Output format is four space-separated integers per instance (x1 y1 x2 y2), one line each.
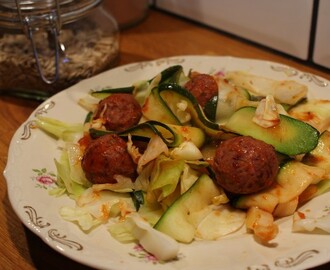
213 136 279 194
81 134 136 184
184 73 218 107
94 93 142 131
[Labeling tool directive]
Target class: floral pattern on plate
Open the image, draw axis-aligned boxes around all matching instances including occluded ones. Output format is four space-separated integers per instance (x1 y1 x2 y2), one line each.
5 56 330 270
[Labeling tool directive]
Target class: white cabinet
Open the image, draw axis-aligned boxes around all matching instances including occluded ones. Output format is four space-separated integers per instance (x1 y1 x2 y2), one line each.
313 0 330 69
155 0 314 60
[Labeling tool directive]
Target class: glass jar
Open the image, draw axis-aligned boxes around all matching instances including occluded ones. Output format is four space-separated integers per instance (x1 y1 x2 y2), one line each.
0 0 119 95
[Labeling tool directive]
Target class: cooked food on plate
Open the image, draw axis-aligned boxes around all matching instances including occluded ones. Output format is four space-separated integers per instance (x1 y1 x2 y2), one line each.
35 64 330 261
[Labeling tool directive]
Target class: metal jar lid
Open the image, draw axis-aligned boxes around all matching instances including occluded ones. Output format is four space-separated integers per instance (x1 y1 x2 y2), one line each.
0 0 103 84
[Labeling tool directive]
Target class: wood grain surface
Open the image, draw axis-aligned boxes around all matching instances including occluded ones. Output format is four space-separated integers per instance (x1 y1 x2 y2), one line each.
0 8 329 270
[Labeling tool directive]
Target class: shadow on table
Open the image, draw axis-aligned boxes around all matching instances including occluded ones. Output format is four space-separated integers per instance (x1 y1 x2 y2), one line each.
25 227 95 270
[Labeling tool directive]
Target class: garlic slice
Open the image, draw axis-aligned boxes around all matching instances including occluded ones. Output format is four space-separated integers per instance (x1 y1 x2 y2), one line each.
253 95 280 128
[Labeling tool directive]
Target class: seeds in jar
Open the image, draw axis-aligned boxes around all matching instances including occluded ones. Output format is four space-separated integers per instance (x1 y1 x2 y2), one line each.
0 21 119 93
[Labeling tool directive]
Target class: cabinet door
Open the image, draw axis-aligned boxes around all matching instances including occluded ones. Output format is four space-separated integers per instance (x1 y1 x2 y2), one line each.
156 0 313 60
313 0 330 69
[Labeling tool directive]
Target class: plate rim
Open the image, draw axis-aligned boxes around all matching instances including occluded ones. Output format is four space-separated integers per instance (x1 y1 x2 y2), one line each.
4 55 330 270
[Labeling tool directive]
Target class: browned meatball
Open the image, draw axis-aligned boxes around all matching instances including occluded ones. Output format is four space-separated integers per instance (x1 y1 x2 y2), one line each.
184 73 218 107
94 93 142 131
213 136 279 194
81 134 136 184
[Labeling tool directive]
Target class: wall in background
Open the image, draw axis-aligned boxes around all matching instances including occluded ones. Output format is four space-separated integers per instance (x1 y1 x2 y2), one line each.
155 0 329 69
313 0 330 69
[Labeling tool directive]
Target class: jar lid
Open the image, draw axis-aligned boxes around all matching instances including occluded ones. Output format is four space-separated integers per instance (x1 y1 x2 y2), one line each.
0 0 102 30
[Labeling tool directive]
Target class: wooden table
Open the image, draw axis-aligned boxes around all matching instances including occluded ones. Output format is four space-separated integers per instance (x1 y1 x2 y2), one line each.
1 9 329 270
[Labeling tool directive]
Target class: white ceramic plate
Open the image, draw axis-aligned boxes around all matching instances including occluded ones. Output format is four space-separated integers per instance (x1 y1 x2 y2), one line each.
4 56 330 270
